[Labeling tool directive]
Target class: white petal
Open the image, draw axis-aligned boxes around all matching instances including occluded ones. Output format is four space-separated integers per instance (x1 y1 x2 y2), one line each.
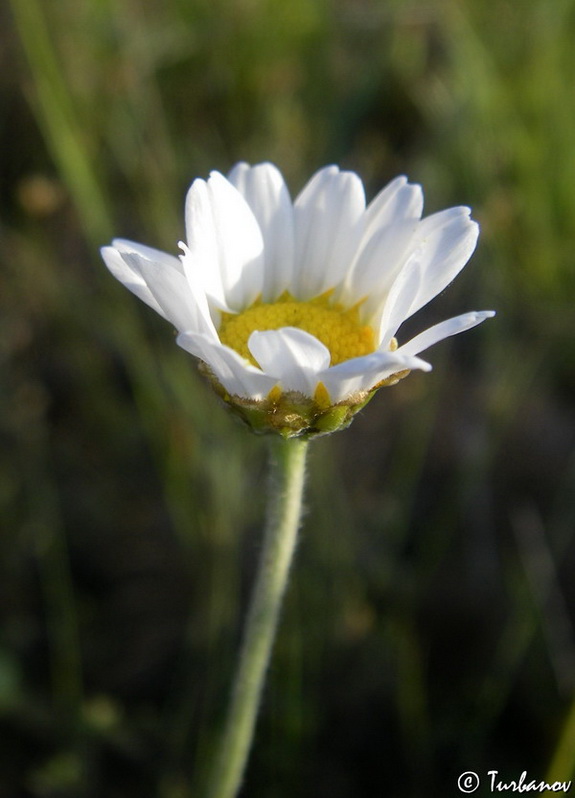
207 172 266 308
377 248 426 346
362 176 423 241
136 255 216 336
177 241 221 336
377 207 479 341
177 331 276 399
293 166 366 299
248 327 330 395
396 311 496 357
342 177 423 310
112 238 185 274
185 172 265 310
318 350 431 403
102 239 213 332
184 178 226 306
101 245 167 318
408 207 479 318
227 162 295 301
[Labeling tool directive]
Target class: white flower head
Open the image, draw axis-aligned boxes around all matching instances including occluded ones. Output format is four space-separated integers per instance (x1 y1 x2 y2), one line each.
101 162 494 437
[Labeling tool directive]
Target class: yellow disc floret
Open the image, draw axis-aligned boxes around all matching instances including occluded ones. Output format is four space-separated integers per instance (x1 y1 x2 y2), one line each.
218 293 376 367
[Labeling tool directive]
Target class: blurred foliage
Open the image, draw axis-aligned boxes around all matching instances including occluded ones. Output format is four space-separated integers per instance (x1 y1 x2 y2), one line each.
1 0 575 795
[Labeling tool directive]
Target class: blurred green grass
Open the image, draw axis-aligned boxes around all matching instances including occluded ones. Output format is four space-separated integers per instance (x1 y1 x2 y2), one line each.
1 0 575 795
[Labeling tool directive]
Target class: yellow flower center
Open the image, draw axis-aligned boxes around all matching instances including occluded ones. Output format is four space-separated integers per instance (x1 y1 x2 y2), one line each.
218 293 376 367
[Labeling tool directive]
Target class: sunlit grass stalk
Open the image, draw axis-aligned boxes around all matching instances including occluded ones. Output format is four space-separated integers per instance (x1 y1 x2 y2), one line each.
203 436 309 798
11 0 216 546
545 694 575 791
10 0 114 243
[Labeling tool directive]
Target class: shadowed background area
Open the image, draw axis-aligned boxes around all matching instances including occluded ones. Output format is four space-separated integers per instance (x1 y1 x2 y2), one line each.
1 0 575 795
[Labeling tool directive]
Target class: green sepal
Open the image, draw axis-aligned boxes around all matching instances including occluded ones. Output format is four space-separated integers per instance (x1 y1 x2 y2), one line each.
198 362 409 439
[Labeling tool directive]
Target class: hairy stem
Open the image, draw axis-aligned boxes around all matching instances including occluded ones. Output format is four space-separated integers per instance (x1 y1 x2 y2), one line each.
204 436 309 798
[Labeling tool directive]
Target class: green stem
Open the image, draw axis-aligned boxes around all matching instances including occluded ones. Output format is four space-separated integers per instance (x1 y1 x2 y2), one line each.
204 436 309 798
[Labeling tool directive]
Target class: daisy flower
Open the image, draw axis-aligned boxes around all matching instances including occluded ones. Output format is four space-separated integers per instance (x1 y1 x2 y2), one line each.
101 163 494 437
